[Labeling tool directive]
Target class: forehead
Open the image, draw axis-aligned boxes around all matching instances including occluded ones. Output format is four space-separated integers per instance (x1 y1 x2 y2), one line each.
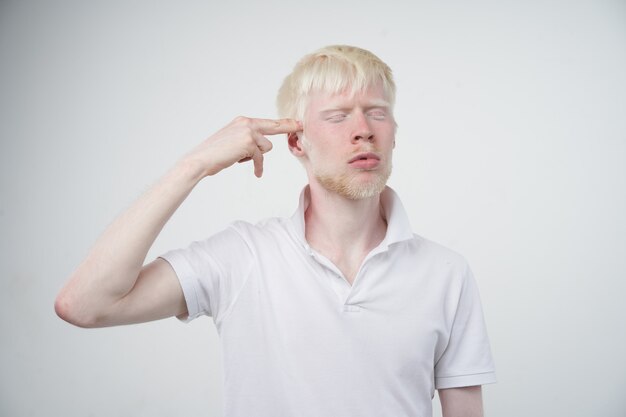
305 83 390 112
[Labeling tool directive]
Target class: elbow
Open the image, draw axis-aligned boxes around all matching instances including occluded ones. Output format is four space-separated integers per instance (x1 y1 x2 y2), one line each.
54 290 98 328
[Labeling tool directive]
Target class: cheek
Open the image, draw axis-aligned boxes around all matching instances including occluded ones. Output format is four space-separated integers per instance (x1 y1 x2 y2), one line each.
304 124 336 148
377 125 396 145
305 121 328 136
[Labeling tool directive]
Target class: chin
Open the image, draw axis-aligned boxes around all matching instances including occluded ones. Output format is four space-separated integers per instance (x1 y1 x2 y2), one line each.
344 186 385 200
316 169 391 200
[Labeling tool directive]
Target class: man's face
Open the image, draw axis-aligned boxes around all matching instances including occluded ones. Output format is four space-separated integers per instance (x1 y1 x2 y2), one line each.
298 83 396 200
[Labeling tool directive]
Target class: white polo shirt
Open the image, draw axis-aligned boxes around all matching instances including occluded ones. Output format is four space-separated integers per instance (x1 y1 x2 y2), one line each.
161 186 496 417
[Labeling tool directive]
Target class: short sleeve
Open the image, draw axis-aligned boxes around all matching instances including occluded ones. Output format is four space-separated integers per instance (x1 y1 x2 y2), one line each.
434 263 497 389
159 223 254 324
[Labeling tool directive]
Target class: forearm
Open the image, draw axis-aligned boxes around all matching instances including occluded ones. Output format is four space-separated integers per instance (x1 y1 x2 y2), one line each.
56 158 204 325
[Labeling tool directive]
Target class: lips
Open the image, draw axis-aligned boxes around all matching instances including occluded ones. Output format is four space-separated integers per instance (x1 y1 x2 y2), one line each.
349 152 380 163
348 152 381 169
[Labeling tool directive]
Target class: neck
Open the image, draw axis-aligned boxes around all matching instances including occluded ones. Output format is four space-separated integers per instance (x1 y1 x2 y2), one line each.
304 182 387 283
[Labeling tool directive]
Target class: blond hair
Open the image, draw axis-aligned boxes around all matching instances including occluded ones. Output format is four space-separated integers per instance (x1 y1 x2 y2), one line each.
276 45 396 120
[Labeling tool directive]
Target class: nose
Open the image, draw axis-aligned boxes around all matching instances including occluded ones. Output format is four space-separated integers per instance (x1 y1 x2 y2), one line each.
351 112 374 143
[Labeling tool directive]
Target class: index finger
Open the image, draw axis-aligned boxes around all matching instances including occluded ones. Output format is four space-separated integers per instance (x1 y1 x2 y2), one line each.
252 118 302 135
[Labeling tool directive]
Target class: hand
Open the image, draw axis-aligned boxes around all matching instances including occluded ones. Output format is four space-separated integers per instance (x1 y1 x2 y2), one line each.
185 116 302 178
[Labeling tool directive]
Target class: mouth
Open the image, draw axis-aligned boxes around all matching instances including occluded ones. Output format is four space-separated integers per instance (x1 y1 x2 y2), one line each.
349 152 381 163
348 152 381 169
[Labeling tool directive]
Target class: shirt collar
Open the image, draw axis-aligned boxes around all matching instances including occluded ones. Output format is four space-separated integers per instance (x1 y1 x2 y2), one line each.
289 185 414 250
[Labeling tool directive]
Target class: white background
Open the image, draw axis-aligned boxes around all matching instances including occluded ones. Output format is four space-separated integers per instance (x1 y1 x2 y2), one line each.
1 1 625 416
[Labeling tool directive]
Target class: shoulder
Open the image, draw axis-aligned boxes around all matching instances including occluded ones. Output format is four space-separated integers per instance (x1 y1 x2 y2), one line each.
409 233 470 270
398 233 474 292
228 216 289 238
226 216 292 248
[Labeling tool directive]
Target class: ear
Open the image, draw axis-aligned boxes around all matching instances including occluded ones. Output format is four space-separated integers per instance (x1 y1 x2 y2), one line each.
288 132 306 157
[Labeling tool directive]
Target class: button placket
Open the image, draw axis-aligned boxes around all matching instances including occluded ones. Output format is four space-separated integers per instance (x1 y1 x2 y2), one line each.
343 304 361 313
306 247 352 304
329 271 351 303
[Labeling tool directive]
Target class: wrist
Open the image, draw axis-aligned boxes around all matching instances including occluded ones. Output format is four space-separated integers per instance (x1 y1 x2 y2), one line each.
172 156 210 186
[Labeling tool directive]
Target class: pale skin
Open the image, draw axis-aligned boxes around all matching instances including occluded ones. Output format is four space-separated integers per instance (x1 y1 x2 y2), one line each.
55 87 483 416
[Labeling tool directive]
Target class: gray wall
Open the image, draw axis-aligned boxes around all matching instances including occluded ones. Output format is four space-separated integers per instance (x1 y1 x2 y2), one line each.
1 1 625 416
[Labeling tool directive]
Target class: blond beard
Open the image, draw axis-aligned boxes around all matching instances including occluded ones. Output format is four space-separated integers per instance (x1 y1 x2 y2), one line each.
314 164 392 200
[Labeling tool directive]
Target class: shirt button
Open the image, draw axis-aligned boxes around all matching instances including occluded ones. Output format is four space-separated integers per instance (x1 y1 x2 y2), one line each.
343 305 361 313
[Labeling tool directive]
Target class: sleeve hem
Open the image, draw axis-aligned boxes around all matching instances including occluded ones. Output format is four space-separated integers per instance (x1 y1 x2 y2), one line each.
435 371 497 389
159 253 202 323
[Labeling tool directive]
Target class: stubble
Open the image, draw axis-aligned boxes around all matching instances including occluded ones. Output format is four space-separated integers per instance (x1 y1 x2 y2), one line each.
315 162 392 200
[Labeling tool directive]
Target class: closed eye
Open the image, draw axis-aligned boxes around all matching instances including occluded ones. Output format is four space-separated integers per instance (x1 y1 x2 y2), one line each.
327 113 348 122
367 110 386 120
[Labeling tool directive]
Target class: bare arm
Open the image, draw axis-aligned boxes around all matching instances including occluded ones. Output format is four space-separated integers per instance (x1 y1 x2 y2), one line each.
439 386 484 417
55 117 302 328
